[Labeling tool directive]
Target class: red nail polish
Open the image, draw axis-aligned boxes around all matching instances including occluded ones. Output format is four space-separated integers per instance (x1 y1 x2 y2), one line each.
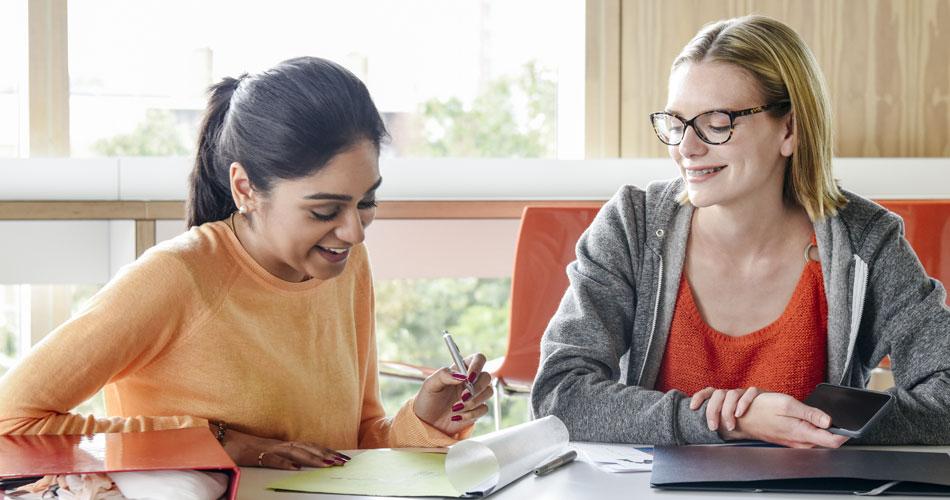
452 402 464 412
468 372 477 382
461 392 472 402
335 452 351 461
324 459 336 465
451 415 462 422
451 373 468 381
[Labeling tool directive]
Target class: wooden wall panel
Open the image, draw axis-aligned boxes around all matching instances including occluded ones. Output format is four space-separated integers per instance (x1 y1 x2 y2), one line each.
619 0 950 157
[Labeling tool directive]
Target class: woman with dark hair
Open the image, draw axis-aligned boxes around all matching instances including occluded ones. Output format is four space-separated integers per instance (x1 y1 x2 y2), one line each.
0 57 493 469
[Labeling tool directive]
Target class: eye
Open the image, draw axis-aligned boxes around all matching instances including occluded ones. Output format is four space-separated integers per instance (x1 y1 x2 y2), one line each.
358 199 378 210
310 210 338 222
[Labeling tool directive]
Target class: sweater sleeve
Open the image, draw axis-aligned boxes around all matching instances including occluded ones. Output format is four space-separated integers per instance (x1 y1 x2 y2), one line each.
852 214 950 445
0 249 210 435
531 186 720 445
351 248 470 449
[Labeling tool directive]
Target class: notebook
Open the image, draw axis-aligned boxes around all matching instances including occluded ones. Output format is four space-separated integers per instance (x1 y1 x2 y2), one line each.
651 445 950 496
268 415 571 497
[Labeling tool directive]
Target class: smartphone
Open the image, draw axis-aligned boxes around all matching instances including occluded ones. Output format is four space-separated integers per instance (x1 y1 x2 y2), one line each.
803 383 894 438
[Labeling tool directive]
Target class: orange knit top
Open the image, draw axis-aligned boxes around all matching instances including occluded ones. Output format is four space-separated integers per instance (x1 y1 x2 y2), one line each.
655 248 827 402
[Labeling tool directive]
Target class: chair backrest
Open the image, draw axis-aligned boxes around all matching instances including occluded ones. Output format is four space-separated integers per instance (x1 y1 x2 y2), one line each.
877 200 950 301
493 205 601 386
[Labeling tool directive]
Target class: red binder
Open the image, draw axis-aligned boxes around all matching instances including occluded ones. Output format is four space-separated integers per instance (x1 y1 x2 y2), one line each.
0 427 240 499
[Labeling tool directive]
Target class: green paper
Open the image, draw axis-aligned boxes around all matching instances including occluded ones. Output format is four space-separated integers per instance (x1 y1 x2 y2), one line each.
266 449 461 497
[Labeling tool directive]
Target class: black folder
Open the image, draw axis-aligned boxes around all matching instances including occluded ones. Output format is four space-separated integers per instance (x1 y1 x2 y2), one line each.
651 445 950 496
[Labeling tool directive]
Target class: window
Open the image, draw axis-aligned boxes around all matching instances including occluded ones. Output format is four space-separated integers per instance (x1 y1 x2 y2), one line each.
0 285 102 378
0 0 26 158
67 0 584 159
0 286 25 378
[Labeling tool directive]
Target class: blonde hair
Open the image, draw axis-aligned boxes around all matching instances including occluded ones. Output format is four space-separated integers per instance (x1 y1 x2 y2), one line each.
672 15 846 220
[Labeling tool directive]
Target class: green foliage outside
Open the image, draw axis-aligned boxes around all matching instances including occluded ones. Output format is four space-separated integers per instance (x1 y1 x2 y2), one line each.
374 278 531 433
410 61 557 158
0 312 15 379
92 109 190 157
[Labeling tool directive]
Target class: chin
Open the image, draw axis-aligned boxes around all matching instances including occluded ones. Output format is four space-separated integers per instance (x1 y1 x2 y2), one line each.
685 188 720 208
305 261 348 281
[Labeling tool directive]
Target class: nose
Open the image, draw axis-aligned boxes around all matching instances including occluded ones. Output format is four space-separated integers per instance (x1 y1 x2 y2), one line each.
676 125 708 159
335 208 366 245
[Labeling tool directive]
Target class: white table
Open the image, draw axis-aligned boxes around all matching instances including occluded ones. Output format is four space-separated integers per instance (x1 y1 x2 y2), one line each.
236 443 950 500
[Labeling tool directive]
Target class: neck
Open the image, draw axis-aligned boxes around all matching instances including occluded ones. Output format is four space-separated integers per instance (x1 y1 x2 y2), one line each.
692 188 806 259
232 213 310 283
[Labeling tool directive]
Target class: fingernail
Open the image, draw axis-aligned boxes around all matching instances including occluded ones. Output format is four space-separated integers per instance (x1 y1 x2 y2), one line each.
451 415 462 422
461 392 472 402
708 421 717 431
336 459 346 465
292 463 301 470
727 424 735 431
324 459 336 466
821 416 830 427
451 373 468 381
468 371 477 382
452 402 465 412
335 452 351 460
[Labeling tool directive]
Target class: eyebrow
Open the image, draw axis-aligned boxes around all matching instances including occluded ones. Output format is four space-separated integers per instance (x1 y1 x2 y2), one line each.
303 177 383 201
664 108 713 117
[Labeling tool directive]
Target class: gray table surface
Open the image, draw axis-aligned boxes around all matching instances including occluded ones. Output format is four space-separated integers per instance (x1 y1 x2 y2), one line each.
236 443 950 500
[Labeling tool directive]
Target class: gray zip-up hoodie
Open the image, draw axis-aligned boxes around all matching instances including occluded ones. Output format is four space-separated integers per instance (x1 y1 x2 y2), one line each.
531 178 950 445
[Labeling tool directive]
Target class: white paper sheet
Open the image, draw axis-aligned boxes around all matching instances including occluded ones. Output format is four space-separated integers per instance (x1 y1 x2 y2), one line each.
573 443 653 473
445 415 569 496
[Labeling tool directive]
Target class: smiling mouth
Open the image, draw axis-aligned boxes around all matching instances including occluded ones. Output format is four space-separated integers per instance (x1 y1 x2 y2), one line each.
314 245 350 262
317 246 348 254
685 166 726 177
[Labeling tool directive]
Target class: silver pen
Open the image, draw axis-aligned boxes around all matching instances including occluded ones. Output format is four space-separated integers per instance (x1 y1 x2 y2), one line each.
442 331 476 395
534 450 577 476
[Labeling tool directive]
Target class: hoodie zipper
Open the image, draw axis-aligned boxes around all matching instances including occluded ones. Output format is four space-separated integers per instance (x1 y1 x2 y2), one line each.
840 255 869 384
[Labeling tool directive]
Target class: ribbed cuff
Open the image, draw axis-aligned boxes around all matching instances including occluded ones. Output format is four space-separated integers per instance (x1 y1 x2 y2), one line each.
390 397 473 448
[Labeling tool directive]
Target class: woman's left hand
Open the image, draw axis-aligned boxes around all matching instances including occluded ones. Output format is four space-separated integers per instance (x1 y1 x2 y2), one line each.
689 386 762 433
413 353 493 435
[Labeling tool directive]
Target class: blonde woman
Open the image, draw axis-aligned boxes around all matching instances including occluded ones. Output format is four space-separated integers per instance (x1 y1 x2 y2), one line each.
532 16 949 447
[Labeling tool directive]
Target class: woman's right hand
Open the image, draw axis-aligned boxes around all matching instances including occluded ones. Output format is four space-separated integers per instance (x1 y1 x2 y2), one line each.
221 427 351 470
720 392 850 449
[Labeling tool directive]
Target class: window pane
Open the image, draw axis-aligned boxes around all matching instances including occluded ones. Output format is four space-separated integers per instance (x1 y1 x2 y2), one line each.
0 0 26 158
375 277 530 433
0 286 23 378
68 0 584 159
0 285 104 412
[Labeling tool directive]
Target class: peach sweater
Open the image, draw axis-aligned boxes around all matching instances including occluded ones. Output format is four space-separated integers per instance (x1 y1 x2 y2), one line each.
0 221 459 448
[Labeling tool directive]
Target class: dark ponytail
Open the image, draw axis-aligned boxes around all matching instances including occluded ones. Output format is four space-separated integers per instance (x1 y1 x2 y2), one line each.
187 76 243 227
186 58 388 227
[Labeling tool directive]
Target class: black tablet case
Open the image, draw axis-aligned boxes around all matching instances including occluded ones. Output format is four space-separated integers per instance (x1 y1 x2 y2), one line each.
651 445 950 496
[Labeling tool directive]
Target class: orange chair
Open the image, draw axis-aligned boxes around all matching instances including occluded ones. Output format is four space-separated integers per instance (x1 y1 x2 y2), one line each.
877 200 950 299
487 205 601 429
